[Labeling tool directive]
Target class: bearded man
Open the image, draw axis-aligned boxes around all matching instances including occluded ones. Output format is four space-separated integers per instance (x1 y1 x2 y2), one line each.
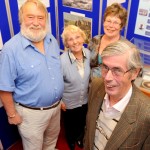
0 0 64 150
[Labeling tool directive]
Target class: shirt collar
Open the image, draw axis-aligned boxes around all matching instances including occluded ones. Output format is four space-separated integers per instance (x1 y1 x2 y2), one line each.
68 47 87 64
104 86 132 112
20 32 52 50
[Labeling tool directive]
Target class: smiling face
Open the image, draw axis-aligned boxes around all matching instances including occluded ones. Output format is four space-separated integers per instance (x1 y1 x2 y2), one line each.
102 53 138 102
20 2 48 42
65 32 84 53
103 16 122 38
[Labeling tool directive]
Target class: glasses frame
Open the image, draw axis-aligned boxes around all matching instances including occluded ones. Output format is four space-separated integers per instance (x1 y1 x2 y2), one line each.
100 64 133 77
104 19 121 28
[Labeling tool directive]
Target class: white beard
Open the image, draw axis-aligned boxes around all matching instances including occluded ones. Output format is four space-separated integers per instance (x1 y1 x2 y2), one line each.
21 23 49 42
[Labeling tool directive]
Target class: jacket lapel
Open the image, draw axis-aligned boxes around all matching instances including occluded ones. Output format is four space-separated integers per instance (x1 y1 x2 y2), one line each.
105 85 138 149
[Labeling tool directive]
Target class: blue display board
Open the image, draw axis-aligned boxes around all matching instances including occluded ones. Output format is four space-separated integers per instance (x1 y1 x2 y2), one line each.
8 0 57 37
57 0 100 49
0 1 11 45
100 0 129 36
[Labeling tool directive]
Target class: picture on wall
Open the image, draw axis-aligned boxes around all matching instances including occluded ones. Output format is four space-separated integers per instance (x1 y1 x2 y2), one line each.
134 0 150 38
63 0 93 11
63 12 92 44
17 0 50 9
107 0 126 6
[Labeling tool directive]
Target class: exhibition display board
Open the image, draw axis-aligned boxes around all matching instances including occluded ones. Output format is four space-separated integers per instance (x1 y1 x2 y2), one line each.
0 0 149 149
126 0 150 41
57 0 100 49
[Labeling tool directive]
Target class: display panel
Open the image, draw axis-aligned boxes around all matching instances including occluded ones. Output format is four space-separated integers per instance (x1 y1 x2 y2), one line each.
126 0 150 41
134 0 150 38
57 0 100 49
63 12 92 44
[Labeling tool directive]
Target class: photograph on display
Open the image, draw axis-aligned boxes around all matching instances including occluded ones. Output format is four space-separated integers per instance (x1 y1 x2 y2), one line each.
134 0 150 38
63 12 92 44
17 0 50 8
17 0 26 9
107 0 126 6
63 0 93 11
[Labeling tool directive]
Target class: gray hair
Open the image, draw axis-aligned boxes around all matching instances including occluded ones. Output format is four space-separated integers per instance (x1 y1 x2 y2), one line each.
101 40 143 70
18 0 48 24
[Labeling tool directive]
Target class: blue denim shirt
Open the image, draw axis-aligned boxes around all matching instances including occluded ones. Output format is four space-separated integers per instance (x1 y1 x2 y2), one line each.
0 32 64 107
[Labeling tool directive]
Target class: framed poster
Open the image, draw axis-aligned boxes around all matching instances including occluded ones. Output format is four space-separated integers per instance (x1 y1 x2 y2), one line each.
62 0 93 11
126 0 150 41
134 0 150 38
63 12 92 44
17 0 50 8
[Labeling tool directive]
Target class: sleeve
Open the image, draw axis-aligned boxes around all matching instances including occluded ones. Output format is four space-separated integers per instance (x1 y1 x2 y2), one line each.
0 46 16 92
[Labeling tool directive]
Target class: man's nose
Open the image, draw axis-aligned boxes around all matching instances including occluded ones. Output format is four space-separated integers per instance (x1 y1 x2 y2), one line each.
105 69 114 80
32 18 39 25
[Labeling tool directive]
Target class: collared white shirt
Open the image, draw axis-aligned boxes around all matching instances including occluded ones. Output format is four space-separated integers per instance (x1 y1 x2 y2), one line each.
103 86 132 118
94 86 133 150
69 49 85 78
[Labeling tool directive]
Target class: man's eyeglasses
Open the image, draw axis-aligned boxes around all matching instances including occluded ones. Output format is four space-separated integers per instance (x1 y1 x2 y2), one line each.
100 64 132 77
104 19 121 28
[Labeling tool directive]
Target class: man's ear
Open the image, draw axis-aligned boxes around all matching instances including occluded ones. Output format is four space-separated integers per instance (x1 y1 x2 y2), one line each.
131 68 141 81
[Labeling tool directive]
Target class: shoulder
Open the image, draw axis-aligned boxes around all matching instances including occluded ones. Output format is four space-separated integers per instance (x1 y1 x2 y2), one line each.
60 51 69 62
89 35 102 44
90 77 104 93
83 47 90 56
2 33 23 55
133 84 149 98
132 85 150 111
46 33 57 42
3 33 21 48
88 35 103 51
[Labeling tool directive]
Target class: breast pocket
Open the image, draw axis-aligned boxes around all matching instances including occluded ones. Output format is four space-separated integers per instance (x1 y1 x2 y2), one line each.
17 56 41 82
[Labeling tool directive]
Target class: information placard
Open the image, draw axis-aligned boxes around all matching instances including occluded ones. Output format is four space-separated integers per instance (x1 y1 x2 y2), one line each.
134 0 150 38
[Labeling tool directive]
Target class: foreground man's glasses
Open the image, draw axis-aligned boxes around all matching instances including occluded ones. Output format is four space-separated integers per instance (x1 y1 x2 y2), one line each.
100 64 132 77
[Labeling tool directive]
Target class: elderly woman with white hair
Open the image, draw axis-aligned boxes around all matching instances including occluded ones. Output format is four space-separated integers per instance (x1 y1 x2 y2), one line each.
60 25 90 150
